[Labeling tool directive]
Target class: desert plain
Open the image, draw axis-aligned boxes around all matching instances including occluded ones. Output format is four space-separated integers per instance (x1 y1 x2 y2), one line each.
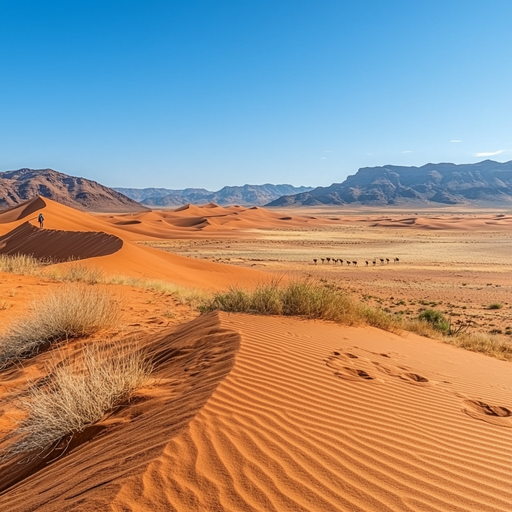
0 198 510 511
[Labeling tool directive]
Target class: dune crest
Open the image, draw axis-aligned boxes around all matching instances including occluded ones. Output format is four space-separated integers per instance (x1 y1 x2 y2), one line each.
0 313 241 510
0 222 123 262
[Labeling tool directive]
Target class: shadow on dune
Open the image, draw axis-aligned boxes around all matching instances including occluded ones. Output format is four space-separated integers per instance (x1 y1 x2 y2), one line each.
0 222 123 262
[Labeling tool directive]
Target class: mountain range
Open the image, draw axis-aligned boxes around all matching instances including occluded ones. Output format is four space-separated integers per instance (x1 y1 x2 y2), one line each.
115 184 313 206
0 169 144 212
267 160 512 206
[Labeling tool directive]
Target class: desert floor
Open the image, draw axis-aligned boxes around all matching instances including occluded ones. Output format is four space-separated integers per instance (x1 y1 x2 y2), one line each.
142 207 512 336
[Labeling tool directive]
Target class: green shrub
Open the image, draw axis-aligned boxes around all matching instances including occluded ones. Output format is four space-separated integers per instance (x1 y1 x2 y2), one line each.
418 309 450 333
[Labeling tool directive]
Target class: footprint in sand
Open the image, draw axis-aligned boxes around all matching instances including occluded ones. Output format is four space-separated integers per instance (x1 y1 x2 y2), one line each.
462 399 512 428
325 350 383 383
371 361 433 386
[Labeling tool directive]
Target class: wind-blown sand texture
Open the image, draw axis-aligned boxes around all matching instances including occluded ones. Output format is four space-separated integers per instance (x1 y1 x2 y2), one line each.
0 313 510 511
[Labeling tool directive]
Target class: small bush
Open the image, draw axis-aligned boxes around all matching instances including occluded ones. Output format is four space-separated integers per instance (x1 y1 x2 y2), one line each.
3 343 152 458
0 284 121 366
489 303 504 310
418 309 450 333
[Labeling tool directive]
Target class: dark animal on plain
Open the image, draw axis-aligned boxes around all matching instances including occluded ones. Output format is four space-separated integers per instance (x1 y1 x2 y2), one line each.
386 258 390 264
326 257 331 264
380 258 384 265
347 261 351 266
339 259 343 265
394 257 399 263
321 258 325 264
333 258 338 265
365 261 369 266
352 261 357 266
313 259 317 265
372 260 376 265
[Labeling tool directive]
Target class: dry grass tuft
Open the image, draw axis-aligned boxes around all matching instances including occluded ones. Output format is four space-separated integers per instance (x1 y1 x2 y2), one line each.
3 343 152 458
45 264 106 285
200 279 402 333
0 284 121 366
0 254 48 275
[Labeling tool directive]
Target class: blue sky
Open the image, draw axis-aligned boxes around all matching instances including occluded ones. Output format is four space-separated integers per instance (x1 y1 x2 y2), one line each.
1 1 511 189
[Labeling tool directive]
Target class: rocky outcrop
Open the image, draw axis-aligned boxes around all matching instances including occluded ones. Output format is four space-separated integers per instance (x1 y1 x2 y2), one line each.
267 160 512 206
0 169 145 212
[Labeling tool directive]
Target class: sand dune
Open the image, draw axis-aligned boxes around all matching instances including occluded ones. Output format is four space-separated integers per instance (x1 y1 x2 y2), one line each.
0 197 267 289
0 313 240 509
0 222 123 262
112 313 511 512
1 312 509 511
366 214 512 231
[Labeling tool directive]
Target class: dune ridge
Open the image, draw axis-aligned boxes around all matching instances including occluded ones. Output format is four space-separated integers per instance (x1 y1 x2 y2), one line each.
113 313 512 512
0 222 123 262
0 313 240 510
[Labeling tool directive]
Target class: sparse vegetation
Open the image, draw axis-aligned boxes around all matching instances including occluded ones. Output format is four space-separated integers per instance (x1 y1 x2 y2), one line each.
200 279 402 333
489 303 504 310
0 284 121 367
2 343 152 458
0 255 203 306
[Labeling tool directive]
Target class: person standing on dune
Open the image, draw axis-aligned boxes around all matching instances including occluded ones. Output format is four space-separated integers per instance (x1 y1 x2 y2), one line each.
38 213 44 228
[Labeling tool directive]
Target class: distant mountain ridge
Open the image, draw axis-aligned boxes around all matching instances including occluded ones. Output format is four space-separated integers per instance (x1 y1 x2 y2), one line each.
115 184 314 206
267 160 512 206
0 169 145 212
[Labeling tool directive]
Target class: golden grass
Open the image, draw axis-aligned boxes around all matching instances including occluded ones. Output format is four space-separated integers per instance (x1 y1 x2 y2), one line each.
0 284 121 367
2 343 152 458
403 318 512 361
0 255 203 305
0 254 50 275
200 279 402 333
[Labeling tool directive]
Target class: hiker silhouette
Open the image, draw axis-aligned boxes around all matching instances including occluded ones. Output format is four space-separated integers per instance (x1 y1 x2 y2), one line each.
38 213 44 228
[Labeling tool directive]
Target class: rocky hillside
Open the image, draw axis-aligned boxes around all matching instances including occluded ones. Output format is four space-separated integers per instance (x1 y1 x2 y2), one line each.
0 169 145 212
115 184 313 206
267 160 512 206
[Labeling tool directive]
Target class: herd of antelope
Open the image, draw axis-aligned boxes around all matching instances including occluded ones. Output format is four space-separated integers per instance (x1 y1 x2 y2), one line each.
313 257 399 266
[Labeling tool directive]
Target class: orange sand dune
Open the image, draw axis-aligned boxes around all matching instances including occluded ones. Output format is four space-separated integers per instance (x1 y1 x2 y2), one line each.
0 313 240 509
98 203 338 238
0 198 267 289
1 313 510 511
365 214 512 231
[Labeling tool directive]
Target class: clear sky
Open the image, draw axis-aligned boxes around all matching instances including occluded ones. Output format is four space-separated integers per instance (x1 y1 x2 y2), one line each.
1 1 511 190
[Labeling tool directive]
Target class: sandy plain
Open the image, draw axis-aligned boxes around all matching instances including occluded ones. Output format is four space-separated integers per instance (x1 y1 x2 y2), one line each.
0 198 510 511
142 206 512 336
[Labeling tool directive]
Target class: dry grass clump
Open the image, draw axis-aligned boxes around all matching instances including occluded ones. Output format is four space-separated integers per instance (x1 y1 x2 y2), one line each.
3 343 152 458
44 264 106 285
0 284 121 366
0 254 47 275
403 318 512 361
200 279 402 333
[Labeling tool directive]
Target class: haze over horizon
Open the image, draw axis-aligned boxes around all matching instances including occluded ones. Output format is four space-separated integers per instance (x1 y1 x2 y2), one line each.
1 1 511 190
